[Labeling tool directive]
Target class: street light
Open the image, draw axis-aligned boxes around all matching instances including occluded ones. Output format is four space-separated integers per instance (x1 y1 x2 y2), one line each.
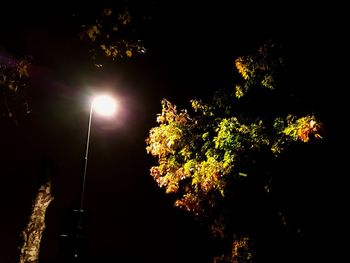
79 95 118 216
60 94 118 261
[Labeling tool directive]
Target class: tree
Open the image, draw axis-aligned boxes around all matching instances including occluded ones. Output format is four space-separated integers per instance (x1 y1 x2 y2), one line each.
146 42 322 262
19 179 54 263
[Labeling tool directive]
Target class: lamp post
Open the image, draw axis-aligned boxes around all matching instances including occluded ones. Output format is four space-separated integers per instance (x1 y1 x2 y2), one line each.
73 95 117 261
79 95 117 217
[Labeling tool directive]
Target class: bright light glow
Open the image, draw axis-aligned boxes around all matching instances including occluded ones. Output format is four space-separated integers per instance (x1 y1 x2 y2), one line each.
92 95 117 116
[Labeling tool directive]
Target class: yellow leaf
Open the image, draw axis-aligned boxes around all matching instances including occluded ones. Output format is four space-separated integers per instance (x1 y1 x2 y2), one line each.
126 50 132 57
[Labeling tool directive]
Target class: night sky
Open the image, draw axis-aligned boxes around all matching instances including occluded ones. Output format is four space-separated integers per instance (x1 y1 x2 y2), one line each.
0 2 348 263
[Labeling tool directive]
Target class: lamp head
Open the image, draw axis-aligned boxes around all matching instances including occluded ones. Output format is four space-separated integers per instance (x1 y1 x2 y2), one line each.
92 95 117 116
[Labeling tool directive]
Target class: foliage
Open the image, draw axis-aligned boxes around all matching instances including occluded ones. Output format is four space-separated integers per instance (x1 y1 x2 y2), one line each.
0 54 31 120
214 237 253 263
146 43 322 261
146 99 321 216
234 41 283 98
79 7 146 67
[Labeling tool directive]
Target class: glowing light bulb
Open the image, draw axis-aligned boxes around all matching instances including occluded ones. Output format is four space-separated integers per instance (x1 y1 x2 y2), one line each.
92 95 117 116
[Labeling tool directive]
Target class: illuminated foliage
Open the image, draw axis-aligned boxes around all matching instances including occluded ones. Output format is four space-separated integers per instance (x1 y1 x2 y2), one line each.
214 237 253 263
0 54 31 120
146 100 321 214
283 115 322 142
234 41 283 98
79 7 146 66
146 43 322 261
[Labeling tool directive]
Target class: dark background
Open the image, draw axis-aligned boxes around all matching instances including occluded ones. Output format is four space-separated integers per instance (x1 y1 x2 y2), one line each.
0 1 348 262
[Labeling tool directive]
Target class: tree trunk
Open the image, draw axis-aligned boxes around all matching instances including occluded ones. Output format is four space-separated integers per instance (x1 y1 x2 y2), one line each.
19 180 54 263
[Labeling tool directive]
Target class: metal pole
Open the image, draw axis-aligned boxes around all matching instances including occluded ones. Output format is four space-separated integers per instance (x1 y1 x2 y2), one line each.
79 102 93 214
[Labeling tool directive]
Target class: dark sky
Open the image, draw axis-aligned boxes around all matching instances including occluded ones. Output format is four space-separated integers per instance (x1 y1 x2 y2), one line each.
0 2 348 263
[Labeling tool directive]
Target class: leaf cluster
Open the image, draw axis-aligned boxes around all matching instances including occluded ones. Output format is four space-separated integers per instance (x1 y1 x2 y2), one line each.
0 55 31 120
79 7 146 66
145 43 323 261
